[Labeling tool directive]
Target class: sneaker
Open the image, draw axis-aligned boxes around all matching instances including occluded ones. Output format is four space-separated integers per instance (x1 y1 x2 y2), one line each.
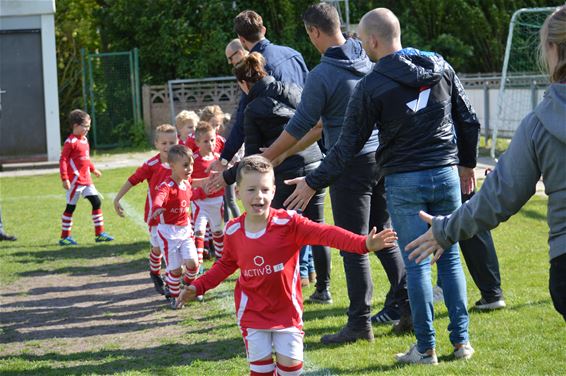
371 307 400 325
149 272 165 295
196 295 204 302
474 297 506 310
0 233 17 241
395 344 438 365
59 236 78 246
308 289 333 304
392 313 413 335
166 295 178 309
454 342 475 360
433 285 444 303
320 325 374 345
95 232 114 242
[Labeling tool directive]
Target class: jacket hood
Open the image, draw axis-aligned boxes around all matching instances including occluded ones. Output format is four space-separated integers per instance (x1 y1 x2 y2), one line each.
375 48 445 88
535 83 566 144
321 38 373 76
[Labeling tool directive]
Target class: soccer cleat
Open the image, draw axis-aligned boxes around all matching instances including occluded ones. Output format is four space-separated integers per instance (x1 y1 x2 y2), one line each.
59 236 78 246
454 342 475 360
150 272 165 295
320 325 374 345
166 295 178 309
308 289 333 304
371 307 400 325
196 295 204 302
95 232 114 242
395 344 438 365
474 297 506 310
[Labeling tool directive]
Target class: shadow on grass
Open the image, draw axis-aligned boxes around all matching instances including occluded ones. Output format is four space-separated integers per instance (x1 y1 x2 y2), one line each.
10 241 148 261
0 339 245 376
18 258 146 278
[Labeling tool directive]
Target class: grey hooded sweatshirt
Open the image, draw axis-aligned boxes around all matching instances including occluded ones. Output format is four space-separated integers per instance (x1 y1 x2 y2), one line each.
432 83 566 260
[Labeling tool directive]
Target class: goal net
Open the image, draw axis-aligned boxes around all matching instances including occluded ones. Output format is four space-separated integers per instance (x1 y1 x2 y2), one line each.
491 7 555 158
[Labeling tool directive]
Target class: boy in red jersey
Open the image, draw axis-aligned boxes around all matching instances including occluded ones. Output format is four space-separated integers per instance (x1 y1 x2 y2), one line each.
113 124 177 295
175 110 199 146
191 122 225 262
152 145 201 308
184 119 226 154
59 109 114 245
178 155 397 375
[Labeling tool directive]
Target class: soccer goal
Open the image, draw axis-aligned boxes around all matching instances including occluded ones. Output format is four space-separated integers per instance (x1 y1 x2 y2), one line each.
491 7 555 158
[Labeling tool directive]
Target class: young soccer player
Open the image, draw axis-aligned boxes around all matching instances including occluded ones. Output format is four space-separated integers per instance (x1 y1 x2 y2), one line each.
175 110 199 146
59 109 114 245
191 122 225 262
177 155 397 375
151 145 200 308
113 124 177 295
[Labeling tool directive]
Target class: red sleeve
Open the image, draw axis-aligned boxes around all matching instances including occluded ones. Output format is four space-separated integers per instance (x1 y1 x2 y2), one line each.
191 187 207 200
152 183 169 211
59 141 72 181
293 213 368 254
89 160 96 172
192 234 238 295
128 162 151 186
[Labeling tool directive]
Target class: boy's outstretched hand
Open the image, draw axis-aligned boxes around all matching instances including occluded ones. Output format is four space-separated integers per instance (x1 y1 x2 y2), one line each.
176 285 197 308
366 227 398 252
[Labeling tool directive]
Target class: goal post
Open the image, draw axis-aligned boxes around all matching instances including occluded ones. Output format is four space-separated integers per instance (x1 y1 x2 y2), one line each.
491 7 555 158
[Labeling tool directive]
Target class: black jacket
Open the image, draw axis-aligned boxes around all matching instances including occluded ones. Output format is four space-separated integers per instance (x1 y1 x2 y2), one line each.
224 76 323 185
305 48 480 190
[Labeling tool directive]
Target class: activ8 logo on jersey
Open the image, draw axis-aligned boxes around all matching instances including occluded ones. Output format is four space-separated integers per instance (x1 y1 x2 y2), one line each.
242 256 284 278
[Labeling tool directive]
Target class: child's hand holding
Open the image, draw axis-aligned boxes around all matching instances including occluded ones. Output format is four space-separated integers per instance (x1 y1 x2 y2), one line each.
176 285 197 308
62 180 71 190
366 227 398 252
114 199 125 217
93 169 102 177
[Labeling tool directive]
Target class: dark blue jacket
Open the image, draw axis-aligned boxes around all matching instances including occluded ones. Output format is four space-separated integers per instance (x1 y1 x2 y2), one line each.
221 39 309 162
305 48 480 190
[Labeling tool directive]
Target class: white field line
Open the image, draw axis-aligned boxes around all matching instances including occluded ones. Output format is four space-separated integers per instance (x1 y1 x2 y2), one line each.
105 193 148 230
0 194 65 202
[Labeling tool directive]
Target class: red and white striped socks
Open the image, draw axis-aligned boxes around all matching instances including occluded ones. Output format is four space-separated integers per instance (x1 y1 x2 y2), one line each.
91 209 104 235
182 266 199 286
149 250 162 275
61 211 73 238
213 233 224 259
165 271 181 298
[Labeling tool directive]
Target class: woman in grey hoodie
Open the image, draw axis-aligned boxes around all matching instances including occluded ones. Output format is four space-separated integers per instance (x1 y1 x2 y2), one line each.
406 5 566 321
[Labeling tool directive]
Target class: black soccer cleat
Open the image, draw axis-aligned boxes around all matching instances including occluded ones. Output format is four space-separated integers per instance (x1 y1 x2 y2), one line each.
150 272 165 295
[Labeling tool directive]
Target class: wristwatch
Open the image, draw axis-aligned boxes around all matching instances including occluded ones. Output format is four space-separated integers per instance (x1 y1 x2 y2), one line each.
220 158 229 166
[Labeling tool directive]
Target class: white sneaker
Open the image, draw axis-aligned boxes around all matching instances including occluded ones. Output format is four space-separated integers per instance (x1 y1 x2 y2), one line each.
395 344 438 365
196 295 204 302
454 342 475 360
433 285 444 304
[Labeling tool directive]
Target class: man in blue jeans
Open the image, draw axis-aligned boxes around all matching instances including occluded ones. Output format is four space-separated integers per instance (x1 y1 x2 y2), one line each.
285 8 480 363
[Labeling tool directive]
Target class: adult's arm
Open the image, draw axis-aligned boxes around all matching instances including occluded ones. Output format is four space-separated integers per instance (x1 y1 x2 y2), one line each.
304 79 376 190
432 114 541 248
220 92 249 162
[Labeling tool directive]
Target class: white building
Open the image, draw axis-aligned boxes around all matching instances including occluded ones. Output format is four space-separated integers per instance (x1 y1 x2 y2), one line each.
0 0 60 163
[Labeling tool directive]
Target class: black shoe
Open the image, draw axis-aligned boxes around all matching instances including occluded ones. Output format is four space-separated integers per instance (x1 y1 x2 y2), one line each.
392 313 413 335
320 325 374 345
0 233 17 241
150 272 165 295
473 297 506 310
309 289 333 304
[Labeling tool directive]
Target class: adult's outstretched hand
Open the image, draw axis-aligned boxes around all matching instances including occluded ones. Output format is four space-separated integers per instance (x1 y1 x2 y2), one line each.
283 177 315 212
405 211 446 264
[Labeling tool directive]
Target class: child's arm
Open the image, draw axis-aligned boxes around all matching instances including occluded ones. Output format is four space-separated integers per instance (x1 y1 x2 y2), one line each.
113 181 134 217
151 183 169 220
59 140 72 190
293 213 396 254
177 238 238 307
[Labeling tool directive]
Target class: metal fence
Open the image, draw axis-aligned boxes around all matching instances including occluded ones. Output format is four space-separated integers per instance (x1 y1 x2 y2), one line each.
82 48 141 148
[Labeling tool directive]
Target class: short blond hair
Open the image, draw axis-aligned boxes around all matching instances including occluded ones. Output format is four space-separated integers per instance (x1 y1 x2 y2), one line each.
168 144 194 165
175 110 199 128
199 105 224 122
194 121 215 140
154 123 177 141
236 155 274 185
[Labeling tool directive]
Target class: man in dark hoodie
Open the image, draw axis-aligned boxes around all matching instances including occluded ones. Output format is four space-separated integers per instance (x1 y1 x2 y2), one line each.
283 8 479 364
261 3 410 344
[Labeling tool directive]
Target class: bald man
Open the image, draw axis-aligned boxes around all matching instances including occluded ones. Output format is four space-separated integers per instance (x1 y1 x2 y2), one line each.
283 8 482 364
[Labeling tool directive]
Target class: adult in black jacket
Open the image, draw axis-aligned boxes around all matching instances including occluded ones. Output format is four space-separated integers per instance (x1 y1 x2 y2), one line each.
208 52 331 294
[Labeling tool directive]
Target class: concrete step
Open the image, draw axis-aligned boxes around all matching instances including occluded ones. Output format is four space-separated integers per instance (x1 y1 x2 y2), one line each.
0 161 59 172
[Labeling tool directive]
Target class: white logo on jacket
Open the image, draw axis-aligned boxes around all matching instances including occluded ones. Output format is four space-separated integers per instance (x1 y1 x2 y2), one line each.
406 87 431 112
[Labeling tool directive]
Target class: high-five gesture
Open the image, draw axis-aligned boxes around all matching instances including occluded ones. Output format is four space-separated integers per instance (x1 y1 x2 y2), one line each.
365 227 398 252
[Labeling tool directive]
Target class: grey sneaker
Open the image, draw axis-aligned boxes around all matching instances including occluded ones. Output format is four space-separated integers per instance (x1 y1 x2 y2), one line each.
454 342 475 360
308 289 333 304
320 325 374 345
474 297 506 310
395 344 438 365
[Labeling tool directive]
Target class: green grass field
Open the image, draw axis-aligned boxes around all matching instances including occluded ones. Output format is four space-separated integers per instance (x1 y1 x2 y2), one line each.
0 167 564 375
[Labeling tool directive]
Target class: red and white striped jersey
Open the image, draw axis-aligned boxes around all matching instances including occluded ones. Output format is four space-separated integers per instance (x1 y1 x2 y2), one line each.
192 152 224 198
59 134 95 185
152 177 193 226
127 153 171 226
192 208 368 330
183 134 225 154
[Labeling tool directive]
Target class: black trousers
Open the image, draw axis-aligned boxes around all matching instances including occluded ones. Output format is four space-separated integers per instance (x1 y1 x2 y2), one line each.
330 153 409 330
550 253 566 321
272 162 332 292
459 192 504 301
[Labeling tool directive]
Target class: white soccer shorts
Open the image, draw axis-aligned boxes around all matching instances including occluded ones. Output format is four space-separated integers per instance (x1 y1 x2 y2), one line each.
149 225 160 248
66 183 98 205
191 196 224 234
156 224 197 271
241 326 304 362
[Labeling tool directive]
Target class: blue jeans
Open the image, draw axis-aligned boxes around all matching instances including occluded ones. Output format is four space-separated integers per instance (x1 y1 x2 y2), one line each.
385 166 469 352
300 245 315 279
